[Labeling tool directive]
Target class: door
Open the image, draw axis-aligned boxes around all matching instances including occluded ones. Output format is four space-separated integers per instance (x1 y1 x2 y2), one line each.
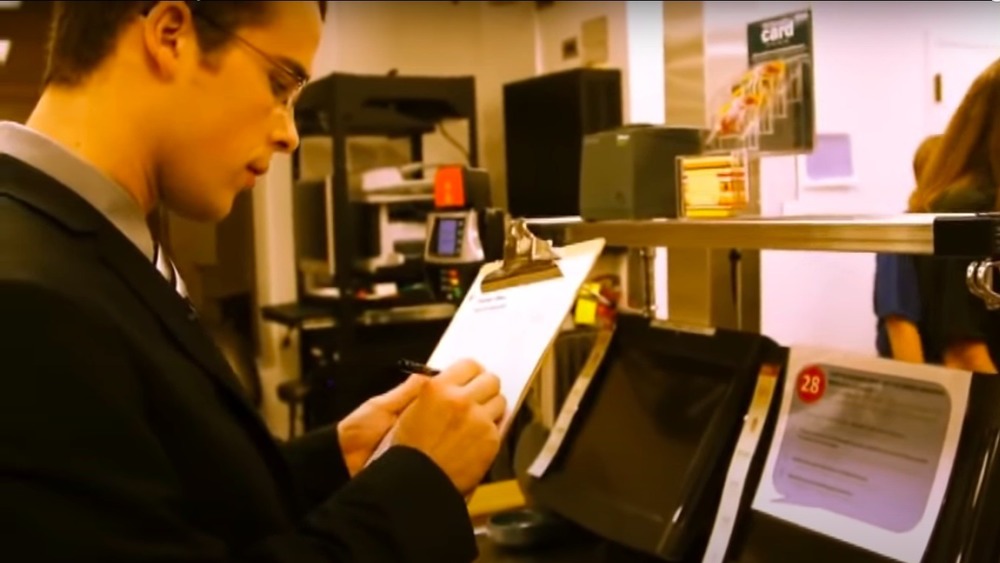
927 38 1000 135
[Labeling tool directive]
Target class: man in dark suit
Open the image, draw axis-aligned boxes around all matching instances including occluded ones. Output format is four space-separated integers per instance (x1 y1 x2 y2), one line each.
0 2 506 561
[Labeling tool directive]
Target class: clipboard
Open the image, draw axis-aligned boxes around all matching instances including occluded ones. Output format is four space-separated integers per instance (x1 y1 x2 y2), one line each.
366 219 607 468
480 219 564 292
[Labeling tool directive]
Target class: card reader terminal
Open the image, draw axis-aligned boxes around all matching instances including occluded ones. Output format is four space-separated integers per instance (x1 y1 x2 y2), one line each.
423 166 505 303
424 209 485 303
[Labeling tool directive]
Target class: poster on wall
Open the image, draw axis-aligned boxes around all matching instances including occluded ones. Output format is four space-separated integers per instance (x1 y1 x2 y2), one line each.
746 9 815 154
751 347 970 563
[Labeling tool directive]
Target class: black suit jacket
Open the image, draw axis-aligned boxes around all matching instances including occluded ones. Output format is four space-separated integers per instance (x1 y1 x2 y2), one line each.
0 155 477 562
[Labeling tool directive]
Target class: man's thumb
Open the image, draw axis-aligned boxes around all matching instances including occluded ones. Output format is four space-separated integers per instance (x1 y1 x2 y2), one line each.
373 374 428 413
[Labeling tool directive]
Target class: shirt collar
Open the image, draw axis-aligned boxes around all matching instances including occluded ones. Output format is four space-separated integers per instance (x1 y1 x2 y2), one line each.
0 121 155 260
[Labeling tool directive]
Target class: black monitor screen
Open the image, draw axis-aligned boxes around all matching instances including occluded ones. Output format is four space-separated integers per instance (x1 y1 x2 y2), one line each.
434 218 462 257
528 315 774 560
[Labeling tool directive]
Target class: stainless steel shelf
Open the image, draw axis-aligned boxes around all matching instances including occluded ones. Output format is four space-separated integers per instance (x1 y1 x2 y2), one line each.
526 214 980 255
353 192 433 205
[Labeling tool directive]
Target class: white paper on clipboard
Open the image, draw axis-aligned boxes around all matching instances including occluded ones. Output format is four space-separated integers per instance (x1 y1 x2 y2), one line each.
366 237 607 465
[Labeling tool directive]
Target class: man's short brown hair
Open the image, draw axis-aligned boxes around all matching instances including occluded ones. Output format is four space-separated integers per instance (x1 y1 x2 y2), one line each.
44 1 327 87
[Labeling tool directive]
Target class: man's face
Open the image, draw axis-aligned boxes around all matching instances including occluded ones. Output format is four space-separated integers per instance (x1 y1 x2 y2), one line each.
155 2 322 222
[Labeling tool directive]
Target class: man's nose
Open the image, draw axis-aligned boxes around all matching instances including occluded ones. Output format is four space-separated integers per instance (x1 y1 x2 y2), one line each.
271 109 300 153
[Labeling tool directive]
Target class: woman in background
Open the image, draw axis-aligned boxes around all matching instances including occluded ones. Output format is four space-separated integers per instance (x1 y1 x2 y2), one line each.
910 57 1000 373
873 135 940 363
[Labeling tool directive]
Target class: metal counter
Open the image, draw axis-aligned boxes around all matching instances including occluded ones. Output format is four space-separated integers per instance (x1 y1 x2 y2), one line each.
526 213 997 256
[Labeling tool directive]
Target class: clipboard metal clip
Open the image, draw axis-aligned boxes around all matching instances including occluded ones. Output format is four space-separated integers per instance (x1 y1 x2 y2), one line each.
481 219 564 293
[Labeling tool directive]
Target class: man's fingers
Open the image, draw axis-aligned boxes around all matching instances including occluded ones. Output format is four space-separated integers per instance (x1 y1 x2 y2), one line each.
481 393 508 424
461 372 501 405
436 358 485 387
370 375 429 413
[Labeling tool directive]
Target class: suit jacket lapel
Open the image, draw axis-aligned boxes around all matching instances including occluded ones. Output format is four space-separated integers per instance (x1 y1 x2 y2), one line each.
2 155 301 513
94 222 255 406
0 155 276 439
97 234 301 507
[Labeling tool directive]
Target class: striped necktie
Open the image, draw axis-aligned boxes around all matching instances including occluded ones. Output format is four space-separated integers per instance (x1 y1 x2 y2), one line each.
153 243 189 299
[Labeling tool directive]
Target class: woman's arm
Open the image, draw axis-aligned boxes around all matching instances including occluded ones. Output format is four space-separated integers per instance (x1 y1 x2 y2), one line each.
923 257 999 373
884 316 925 363
943 341 998 373
874 254 925 363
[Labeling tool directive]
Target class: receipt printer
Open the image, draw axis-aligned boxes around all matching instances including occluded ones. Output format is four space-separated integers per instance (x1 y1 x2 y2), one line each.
579 125 703 220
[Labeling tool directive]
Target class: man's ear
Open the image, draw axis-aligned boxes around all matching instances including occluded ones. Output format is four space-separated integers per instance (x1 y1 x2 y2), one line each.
141 1 196 79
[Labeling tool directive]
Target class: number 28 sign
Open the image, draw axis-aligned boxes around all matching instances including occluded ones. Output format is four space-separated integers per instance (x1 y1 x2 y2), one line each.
796 365 827 404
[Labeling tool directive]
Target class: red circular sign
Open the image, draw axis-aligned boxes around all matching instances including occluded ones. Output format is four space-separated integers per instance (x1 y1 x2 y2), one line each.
796 365 827 404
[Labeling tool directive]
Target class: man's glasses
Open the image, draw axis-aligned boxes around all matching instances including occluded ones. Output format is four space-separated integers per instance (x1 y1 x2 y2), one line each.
140 3 310 110
193 11 309 110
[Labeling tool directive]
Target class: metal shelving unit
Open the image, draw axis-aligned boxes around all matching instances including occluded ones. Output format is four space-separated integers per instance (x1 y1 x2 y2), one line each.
525 213 1000 257
292 71 478 361
265 72 479 430
521 213 1000 329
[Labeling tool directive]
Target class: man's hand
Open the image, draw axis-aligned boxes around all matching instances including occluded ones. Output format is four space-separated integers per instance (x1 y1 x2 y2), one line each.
393 359 506 495
336 375 427 477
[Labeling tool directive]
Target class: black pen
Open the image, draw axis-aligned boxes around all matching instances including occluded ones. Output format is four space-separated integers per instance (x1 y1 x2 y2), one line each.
397 358 441 376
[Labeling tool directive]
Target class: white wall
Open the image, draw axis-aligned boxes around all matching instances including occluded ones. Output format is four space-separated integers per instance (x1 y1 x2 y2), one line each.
533 1 630 113
623 1 669 318
699 1 1000 355
252 156 299 436
319 1 537 197
624 2 663 126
